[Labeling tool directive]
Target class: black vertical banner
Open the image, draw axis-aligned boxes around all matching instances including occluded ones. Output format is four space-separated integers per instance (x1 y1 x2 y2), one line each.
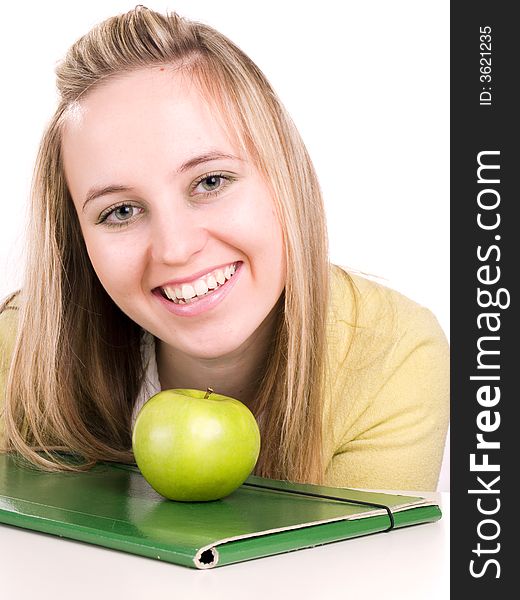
451 2 517 595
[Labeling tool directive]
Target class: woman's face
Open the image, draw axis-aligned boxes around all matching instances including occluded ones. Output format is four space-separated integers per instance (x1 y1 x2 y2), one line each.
62 68 286 359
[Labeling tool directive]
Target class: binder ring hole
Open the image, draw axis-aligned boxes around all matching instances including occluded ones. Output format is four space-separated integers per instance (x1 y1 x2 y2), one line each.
195 548 219 569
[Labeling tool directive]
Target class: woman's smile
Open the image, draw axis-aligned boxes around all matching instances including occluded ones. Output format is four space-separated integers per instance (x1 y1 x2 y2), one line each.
152 260 243 317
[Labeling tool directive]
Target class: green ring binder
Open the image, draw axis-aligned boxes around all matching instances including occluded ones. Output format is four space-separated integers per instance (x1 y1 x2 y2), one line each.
0 454 441 569
243 481 396 531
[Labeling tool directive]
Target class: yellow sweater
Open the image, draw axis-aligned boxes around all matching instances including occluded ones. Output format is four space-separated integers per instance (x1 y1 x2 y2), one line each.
322 266 449 491
0 266 449 491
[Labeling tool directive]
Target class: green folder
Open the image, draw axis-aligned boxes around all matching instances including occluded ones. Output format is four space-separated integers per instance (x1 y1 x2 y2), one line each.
0 453 441 569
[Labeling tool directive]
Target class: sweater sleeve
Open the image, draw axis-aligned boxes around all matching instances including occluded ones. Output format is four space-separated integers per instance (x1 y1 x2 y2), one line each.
0 303 19 448
324 297 449 492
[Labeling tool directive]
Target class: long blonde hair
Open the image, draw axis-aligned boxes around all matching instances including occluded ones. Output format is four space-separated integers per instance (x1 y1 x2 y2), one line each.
1 7 330 483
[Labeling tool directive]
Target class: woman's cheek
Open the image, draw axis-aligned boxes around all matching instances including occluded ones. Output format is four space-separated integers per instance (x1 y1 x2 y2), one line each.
220 195 281 252
86 234 144 296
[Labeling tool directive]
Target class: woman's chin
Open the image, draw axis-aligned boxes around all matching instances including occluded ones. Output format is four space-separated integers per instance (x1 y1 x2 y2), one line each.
172 334 254 361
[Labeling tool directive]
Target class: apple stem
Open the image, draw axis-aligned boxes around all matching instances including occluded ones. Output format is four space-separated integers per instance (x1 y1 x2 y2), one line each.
204 387 214 399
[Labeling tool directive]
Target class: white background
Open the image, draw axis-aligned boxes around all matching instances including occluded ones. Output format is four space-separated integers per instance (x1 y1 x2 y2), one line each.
0 1 449 489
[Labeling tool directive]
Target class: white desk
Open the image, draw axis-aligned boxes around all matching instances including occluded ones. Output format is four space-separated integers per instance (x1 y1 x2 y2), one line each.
0 491 449 600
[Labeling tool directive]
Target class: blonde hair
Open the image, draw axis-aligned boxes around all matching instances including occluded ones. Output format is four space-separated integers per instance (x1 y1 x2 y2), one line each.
1 7 330 483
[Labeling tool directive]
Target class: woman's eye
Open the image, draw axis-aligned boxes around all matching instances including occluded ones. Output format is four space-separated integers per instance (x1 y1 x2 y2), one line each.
197 175 223 192
98 204 141 227
111 205 135 221
202 175 221 191
191 173 234 197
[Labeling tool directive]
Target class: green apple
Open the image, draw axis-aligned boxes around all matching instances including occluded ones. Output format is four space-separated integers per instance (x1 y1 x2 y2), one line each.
132 388 261 501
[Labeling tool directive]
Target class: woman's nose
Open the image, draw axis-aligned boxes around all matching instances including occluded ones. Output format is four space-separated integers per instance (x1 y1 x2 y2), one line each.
149 205 208 266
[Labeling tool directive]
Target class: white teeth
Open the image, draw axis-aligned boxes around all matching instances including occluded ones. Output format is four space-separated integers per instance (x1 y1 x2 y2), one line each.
194 279 209 296
161 262 238 302
181 284 196 299
207 274 218 289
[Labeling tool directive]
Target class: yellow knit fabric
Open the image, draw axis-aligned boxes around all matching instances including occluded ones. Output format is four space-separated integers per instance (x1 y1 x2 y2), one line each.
322 266 449 491
0 304 18 448
0 265 449 491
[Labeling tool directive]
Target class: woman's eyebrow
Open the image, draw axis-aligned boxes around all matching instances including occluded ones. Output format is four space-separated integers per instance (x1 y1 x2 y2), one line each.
176 151 243 173
82 152 242 211
82 185 133 212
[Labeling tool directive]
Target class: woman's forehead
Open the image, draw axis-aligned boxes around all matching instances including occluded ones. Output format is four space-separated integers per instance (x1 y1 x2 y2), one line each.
61 67 244 166
58 67 263 211
62 68 213 130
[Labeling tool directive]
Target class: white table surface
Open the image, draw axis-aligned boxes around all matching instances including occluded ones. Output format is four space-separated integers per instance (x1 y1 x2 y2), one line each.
0 491 449 600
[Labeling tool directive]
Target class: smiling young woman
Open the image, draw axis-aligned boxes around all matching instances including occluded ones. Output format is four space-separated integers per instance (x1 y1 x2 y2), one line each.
0 7 449 491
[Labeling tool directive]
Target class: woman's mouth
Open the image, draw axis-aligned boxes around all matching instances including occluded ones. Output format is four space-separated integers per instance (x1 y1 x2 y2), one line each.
159 262 238 304
152 261 242 317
